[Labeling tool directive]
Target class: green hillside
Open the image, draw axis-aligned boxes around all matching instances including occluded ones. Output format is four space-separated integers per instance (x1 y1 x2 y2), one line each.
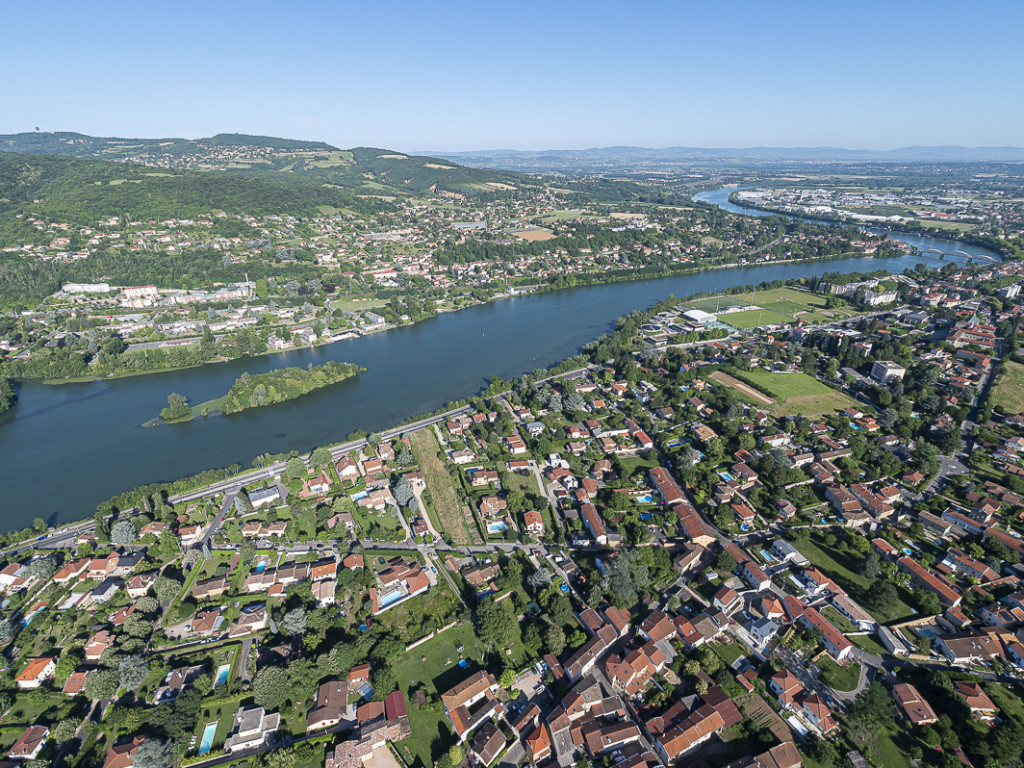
0 132 534 197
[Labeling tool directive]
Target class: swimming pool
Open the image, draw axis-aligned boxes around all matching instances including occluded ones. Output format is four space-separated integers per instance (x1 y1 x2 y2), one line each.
214 664 230 687
351 491 368 500
486 521 508 534
720 472 734 482
637 495 654 503
198 722 217 756
378 590 405 609
255 563 266 573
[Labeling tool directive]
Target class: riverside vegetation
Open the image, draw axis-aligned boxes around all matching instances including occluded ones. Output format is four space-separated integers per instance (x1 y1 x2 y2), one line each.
151 361 362 425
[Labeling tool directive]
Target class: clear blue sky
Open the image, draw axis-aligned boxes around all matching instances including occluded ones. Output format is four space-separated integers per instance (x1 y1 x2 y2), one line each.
3 0 1022 152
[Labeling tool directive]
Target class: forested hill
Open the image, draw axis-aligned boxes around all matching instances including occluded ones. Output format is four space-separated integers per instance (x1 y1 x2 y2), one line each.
0 132 536 197
0 152 387 229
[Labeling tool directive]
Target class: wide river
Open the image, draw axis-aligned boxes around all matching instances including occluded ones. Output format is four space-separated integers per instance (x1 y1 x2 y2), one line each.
0 198 1000 531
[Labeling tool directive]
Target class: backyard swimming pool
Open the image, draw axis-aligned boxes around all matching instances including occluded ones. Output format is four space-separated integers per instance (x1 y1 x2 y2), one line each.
214 663 230 687
198 722 217 756
486 521 508 534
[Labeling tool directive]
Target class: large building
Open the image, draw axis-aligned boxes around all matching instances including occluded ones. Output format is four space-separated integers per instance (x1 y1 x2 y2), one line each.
871 360 907 384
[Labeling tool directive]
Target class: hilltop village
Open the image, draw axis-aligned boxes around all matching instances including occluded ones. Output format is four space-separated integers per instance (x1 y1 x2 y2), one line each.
3 254 1024 768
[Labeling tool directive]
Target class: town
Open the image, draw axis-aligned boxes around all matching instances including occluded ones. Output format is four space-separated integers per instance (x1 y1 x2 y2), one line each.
3 250 1024 768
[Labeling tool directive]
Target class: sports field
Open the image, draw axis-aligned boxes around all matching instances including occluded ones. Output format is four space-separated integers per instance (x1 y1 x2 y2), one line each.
721 369 858 417
685 286 859 328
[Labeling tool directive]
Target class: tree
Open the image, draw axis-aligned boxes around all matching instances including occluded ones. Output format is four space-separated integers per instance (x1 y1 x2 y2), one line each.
448 745 464 767
311 446 333 467
194 674 214 697
160 393 191 422
52 718 79 744
254 667 290 711
110 520 137 545
393 477 415 507
916 590 941 616
477 600 519 648
544 623 566 656
714 550 737 573
84 668 119 699
285 457 306 480
118 655 150 692
282 607 307 636
849 681 895 728
32 517 46 533
152 575 182 602
135 596 159 615
133 739 174 768
23 557 57 580
859 552 881 579
499 668 517 689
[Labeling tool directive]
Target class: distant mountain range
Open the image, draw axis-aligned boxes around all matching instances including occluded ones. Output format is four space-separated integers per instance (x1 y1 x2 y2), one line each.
425 145 1024 172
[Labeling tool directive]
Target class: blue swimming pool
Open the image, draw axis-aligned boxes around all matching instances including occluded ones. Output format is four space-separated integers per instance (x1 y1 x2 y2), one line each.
198 722 217 756
214 664 230 687
637 495 654 504
486 521 508 534
255 563 266 572
378 590 405 609
720 472 734 482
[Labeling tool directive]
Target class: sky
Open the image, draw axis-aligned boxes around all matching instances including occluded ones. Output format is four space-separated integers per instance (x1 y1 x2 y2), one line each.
2 0 1022 152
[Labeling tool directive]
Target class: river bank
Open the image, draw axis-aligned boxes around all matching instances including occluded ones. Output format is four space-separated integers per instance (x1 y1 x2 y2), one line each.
0 215 1002 530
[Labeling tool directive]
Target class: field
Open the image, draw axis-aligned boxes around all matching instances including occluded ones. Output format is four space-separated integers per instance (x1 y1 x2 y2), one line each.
410 429 471 545
686 287 857 326
720 308 793 329
727 369 859 417
709 371 774 407
509 228 556 241
991 360 1024 414
391 624 487 768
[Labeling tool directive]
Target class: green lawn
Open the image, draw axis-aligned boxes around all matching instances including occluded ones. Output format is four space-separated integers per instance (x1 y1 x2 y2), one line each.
986 683 1024 721
351 506 406 542
721 308 794 329
851 633 890 657
709 640 746 667
815 655 860 692
732 369 859 417
991 360 1024 414
390 625 488 768
820 605 859 635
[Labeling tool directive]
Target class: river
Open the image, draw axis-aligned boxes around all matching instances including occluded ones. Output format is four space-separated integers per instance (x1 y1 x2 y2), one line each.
692 187 1000 258
0 218 1000 531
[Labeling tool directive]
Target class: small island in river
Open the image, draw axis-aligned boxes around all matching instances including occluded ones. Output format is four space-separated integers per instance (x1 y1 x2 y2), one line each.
146 361 363 426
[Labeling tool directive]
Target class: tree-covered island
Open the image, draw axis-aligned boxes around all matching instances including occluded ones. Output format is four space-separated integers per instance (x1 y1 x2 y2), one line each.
150 361 362 425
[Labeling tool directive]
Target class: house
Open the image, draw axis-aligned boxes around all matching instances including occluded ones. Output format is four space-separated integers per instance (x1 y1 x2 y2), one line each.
934 631 1007 664
748 617 777 645
713 586 741 614
523 510 544 534
153 664 205 704
229 605 268 636
470 721 506 767
953 681 998 720
831 594 877 631
85 630 115 661
126 571 157 599
898 557 962 607
307 680 349 732
224 706 280 752
16 657 56 689
797 607 853 661
101 737 144 768
891 683 938 726
770 669 805 708
524 723 552 763
441 671 502 741
189 608 224 636
800 693 838 734
739 559 771 591
9 726 48 761
63 669 90 696
724 743 802 768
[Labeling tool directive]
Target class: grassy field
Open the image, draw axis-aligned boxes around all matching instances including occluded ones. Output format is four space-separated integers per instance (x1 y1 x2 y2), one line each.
687 287 856 325
410 430 470 545
730 369 859 417
720 308 794 328
991 360 1024 414
391 624 487 768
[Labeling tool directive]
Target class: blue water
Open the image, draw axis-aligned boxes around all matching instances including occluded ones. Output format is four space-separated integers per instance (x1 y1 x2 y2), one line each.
255 563 265 573
458 659 468 668
214 664 230 687
560 584 569 593
378 590 404 608
486 521 508 534
720 472 734 482
198 722 217 756
759 550 777 564
637 494 654 503
352 491 368 500
640 514 652 521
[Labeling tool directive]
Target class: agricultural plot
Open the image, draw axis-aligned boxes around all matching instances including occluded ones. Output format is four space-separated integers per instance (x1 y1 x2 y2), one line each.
410 429 471 545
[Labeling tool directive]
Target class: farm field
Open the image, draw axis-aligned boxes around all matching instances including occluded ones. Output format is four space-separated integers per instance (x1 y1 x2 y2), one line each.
509 228 556 241
410 429 470 545
728 369 859 417
991 360 1024 414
